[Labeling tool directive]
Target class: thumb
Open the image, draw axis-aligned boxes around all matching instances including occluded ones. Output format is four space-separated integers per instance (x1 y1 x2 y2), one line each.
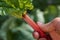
37 22 55 32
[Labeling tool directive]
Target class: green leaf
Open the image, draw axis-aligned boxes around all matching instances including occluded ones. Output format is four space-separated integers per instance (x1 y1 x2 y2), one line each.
0 0 34 18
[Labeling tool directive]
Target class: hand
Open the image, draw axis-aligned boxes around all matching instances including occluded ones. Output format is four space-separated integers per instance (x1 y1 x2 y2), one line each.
33 17 60 40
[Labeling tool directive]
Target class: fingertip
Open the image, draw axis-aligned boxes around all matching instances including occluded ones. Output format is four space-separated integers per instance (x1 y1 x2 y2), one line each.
37 22 43 27
33 32 39 39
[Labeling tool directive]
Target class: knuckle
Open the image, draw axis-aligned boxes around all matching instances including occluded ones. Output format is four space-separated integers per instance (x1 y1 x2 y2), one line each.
49 17 60 29
53 17 60 29
54 17 60 22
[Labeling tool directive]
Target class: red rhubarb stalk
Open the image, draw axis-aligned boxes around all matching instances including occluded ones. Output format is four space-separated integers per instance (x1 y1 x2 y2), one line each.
22 14 51 40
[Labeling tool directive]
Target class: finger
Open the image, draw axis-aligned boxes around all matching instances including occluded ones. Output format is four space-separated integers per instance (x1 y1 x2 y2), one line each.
37 22 55 32
33 32 39 39
39 38 47 40
51 17 60 34
37 22 45 31
37 22 48 32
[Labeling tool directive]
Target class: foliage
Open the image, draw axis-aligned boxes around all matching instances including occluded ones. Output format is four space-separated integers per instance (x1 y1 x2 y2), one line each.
0 0 33 18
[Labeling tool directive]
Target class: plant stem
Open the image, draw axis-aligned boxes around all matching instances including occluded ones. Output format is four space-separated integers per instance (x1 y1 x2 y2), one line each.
22 14 51 40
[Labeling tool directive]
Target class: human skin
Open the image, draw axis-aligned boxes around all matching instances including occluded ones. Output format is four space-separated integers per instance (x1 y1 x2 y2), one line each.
33 17 60 40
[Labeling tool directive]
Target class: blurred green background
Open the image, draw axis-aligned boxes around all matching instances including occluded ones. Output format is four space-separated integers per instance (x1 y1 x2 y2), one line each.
0 0 60 40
